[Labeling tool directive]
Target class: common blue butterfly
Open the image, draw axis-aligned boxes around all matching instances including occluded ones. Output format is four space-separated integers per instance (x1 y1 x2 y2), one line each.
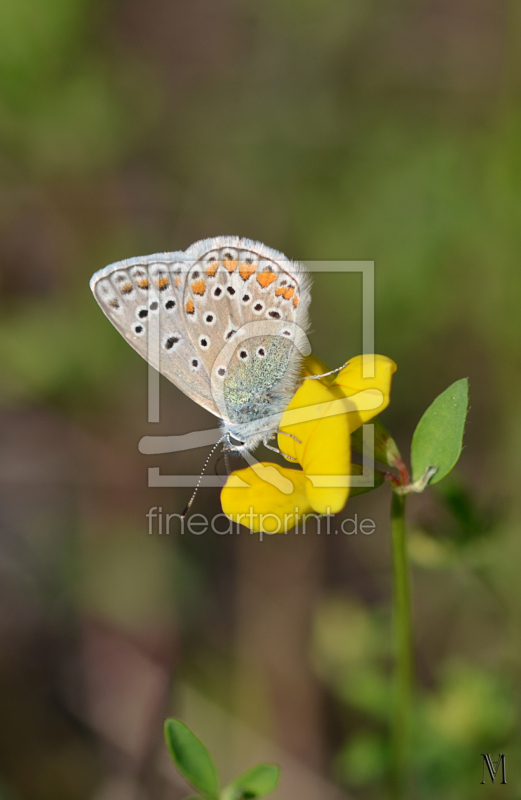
90 237 311 455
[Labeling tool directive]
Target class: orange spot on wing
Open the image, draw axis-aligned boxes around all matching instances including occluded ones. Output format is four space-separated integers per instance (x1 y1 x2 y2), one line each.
275 286 285 296
206 261 219 277
137 278 149 289
191 278 206 295
293 295 299 308
283 287 295 300
186 299 195 314
257 269 277 288
156 276 169 290
120 282 133 294
223 257 238 272
239 262 256 281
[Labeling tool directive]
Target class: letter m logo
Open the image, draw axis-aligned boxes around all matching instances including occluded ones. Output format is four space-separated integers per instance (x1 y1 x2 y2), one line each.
481 753 507 784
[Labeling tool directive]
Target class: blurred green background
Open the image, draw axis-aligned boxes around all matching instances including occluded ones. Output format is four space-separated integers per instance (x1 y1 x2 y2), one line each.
1 0 520 798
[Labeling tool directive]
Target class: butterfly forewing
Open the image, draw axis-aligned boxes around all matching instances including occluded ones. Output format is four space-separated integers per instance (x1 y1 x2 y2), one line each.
90 254 221 417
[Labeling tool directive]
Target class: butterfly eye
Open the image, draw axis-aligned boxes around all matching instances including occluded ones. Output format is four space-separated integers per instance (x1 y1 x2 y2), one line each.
137 308 148 319
198 336 210 350
164 299 176 310
227 286 236 296
164 335 180 350
268 309 281 320
190 358 200 371
257 347 266 358
241 294 251 304
238 349 249 361
282 329 292 337
217 366 226 377
149 301 159 311
204 313 215 325
132 323 145 335
228 434 245 448
213 287 223 298
253 302 264 313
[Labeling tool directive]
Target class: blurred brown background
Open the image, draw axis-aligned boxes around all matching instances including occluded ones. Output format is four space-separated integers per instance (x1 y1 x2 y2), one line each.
1 0 520 798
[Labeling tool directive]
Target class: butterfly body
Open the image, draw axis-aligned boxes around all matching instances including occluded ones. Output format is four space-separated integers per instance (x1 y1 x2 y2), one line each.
90 236 311 453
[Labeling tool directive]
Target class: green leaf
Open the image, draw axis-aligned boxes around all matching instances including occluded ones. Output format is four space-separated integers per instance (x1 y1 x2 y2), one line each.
351 418 402 469
164 718 219 798
222 763 281 799
411 379 469 485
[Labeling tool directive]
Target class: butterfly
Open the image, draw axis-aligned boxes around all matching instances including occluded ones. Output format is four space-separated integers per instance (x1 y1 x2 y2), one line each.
90 236 312 455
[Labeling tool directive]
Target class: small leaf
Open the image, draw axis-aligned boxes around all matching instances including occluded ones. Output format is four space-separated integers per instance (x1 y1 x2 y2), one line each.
164 718 219 798
411 379 469 485
351 418 402 469
223 763 281 799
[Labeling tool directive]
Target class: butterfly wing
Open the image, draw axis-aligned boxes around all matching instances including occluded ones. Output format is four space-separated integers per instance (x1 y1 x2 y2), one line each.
180 237 311 429
90 252 221 417
90 237 312 433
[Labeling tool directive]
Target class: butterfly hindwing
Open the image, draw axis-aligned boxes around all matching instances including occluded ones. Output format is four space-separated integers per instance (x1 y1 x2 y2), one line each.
181 237 311 428
90 253 220 417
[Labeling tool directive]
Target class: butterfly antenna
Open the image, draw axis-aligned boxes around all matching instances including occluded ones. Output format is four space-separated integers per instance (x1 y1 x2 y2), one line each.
302 359 351 381
181 435 227 519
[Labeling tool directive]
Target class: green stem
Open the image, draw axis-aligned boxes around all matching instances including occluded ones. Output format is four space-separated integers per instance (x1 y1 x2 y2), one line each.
390 491 413 799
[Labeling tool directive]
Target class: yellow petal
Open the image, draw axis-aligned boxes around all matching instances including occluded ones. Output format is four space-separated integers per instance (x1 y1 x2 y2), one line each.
333 354 397 432
221 463 312 533
221 354 396 527
278 379 351 514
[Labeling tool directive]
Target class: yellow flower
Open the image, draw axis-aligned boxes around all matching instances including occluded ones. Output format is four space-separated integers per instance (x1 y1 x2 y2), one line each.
221 354 396 533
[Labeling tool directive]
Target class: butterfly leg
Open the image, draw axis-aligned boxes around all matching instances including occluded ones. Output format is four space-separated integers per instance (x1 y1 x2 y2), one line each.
300 359 350 383
214 450 232 477
278 430 301 445
263 432 298 462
